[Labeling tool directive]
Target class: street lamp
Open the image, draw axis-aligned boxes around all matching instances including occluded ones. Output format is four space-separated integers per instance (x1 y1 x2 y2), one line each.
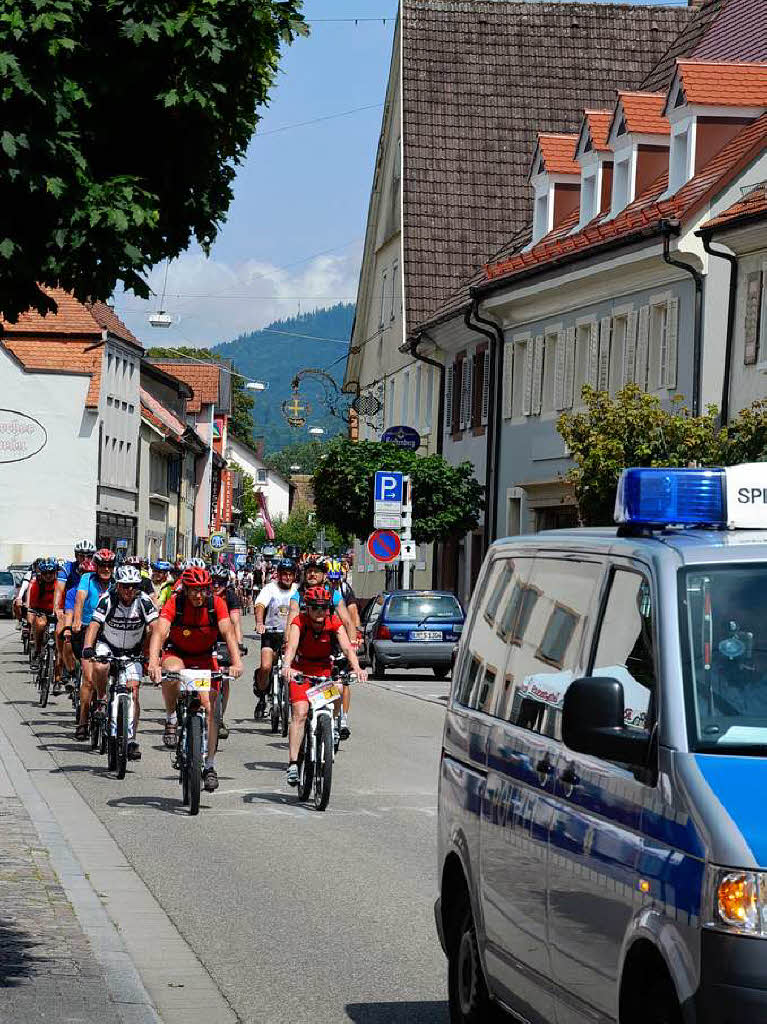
245 380 268 391
290 464 301 471
308 426 325 436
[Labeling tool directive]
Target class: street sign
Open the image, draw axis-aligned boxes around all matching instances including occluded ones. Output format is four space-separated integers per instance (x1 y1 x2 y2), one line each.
400 540 417 561
209 532 227 551
367 530 401 563
374 510 403 530
374 471 404 504
382 425 421 451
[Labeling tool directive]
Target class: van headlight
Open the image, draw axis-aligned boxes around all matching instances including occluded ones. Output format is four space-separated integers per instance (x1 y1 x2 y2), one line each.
705 865 767 935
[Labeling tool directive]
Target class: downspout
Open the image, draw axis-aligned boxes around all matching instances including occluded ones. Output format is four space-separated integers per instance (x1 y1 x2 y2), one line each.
465 295 504 550
699 231 738 425
404 332 445 455
661 219 703 417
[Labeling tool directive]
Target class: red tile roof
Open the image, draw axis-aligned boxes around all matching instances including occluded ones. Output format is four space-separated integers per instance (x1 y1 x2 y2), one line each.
699 183 767 231
140 387 186 440
485 112 767 283
1 337 103 408
0 287 141 349
615 91 670 135
675 59 767 108
581 110 613 154
149 361 221 414
536 134 580 176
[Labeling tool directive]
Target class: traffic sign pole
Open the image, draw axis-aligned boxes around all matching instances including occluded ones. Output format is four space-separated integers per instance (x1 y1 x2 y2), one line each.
401 475 413 590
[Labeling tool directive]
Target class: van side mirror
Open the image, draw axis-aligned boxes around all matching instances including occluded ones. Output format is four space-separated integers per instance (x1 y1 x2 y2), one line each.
562 676 651 766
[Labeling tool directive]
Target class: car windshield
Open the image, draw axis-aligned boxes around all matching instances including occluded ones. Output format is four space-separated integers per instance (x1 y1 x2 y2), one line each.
0 572 14 586
680 564 767 753
386 594 462 622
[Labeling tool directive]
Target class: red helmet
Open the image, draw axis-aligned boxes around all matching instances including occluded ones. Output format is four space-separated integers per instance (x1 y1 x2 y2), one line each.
94 548 115 565
80 559 96 572
304 586 332 608
182 566 211 588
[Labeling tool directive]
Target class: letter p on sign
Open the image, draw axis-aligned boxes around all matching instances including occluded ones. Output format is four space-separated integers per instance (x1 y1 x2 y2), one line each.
375 470 403 504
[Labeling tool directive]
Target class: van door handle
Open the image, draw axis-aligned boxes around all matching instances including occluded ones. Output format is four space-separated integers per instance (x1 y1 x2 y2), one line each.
559 765 580 788
535 758 554 775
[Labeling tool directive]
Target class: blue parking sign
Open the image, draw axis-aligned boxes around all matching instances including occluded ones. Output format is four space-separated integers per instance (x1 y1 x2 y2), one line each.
374 471 404 504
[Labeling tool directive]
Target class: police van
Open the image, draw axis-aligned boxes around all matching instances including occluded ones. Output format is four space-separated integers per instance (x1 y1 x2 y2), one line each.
436 465 767 1024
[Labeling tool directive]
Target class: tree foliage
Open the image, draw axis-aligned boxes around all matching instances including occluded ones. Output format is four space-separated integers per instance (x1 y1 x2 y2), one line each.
311 438 484 543
229 460 259 532
246 505 345 554
263 438 330 480
147 346 255 449
0 0 306 322
558 385 767 525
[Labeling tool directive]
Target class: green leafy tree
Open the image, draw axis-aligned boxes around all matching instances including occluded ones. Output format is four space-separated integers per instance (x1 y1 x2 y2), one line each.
263 438 330 479
229 461 259 531
246 505 344 553
147 346 256 449
0 0 306 322
312 438 484 543
557 385 767 525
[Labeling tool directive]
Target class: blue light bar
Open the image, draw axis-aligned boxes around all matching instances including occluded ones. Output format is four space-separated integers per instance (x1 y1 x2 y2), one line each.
615 467 725 527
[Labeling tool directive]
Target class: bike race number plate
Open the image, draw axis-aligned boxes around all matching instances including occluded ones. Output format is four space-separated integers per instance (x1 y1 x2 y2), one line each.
180 669 211 694
306 682 341 709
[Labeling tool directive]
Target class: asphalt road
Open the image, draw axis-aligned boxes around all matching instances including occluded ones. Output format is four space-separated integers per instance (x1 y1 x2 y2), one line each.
0 621 450 1024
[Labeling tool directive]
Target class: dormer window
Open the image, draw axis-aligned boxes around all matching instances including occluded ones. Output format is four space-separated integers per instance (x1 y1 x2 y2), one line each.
574 109 613 229
533 191 551 243
611 155 632 217
606 91 669 218
528 133 581 245
668 118 695 193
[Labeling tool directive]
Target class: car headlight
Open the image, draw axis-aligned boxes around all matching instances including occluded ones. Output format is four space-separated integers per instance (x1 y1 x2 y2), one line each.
704 865 767 935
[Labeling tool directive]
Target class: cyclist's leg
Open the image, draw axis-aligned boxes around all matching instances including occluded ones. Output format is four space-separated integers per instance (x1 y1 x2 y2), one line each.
91 660 109 702
160 653 184 746
126 661 142 757
31 612 45 658
54 611 66 681
257 644 273 693
61 612 76 674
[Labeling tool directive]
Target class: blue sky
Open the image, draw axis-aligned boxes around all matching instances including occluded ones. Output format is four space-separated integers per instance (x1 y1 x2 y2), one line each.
116 1 396 347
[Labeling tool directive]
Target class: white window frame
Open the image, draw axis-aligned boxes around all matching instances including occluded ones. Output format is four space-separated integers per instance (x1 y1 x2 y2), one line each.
512 331 532 418
379 269 388 328
574 316 596 405
610 303 633 395
390 258 399 321
648 290 672 393
757 261 767 371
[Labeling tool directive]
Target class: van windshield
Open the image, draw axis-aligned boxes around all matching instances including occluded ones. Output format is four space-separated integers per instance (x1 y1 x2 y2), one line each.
680 564 767 753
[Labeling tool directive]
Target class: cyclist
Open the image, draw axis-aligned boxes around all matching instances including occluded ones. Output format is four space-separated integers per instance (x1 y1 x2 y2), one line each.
210 563 245 740
281 585 366 786
253 558 298 718
147 566 243 793
61 557 95 682
27 558 58 670
53 540 95 693
286 556 358 737
80 565 158 759
73 550 116 737
149 561 172 607
15 559 38 630
125 555 154 597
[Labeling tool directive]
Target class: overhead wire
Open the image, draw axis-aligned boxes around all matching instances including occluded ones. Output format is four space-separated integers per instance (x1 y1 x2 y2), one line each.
254 102 384 137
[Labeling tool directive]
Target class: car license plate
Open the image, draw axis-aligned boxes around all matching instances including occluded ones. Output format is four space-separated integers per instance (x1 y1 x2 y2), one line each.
410 630 442 641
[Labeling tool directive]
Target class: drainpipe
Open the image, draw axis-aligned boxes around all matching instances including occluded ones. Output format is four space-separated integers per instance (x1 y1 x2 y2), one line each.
403 332 445 455
699 231 738 425
661 219 703 417
465 295 504 550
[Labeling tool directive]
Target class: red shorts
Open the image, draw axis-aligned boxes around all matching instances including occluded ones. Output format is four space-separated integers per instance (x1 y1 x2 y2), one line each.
289 665 331 704
162 649 221 687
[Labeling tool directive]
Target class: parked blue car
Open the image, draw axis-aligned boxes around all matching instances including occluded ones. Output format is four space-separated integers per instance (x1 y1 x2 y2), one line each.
361 590 465 679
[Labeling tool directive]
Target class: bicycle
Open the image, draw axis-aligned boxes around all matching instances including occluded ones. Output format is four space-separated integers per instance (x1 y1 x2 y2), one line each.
69 659 82 725
293 670 355 812
21 614 30 656
270 651 289 737
164 668 230 816
33 614 57 708
92 654 139 779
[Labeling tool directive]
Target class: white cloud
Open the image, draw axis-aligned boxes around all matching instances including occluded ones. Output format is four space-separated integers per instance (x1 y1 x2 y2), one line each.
114 242 361 349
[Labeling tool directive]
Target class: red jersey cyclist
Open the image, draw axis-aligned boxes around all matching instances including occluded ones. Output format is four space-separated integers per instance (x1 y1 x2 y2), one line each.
27 558 58 669
147 566 242 793
281 585 366 787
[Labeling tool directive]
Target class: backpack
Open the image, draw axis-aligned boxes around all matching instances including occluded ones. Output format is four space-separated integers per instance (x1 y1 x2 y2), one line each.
173 589 216 630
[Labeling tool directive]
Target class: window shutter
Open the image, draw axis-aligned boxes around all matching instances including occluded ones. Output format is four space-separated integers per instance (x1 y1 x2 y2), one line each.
563 326 576 408
481 349 491 425
444 365 454 434
636 306 650 389
553 331 566 410
502 341 514 419
744 271 763 366
623 311 638 386
664 297 679 388
460 356 472 429
522 343 533 416
532 335 544 414
598 317 611 390
587 320 599 388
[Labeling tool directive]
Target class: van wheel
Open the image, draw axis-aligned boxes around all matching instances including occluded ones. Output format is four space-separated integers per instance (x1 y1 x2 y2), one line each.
449 904 493 1024
643 974 681 1024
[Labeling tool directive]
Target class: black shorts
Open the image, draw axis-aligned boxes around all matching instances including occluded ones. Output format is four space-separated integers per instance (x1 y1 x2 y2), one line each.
261 630 284 653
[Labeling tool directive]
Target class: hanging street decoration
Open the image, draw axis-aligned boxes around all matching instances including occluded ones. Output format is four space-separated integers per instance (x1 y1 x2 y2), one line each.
281 395 311 428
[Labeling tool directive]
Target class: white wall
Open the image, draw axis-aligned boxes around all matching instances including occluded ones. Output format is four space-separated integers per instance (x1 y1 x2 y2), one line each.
0 350 98 565
226 437 290 523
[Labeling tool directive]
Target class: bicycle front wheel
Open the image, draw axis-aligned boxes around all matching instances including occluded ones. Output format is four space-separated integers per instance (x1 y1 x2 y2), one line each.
186 714 202 816
38 652 51 708
280 682 289 738
297 723 313 802
314 714 333 812
116 698 129 779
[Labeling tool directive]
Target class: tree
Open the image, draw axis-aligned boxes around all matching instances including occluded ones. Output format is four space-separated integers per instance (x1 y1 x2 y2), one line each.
229 461 259 531
311 438 484 543
147 346 256 449
264 438 330 479
0 1 306 322
246 505 345 553
557 385 767 525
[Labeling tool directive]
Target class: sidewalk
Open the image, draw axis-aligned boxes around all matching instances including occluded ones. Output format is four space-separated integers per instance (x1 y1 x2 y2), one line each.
0 788 122 1022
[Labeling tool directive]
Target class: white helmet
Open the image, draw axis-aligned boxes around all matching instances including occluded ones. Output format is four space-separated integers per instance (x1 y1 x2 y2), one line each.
186 557 207 569
114 565 142 585
74 539 96 554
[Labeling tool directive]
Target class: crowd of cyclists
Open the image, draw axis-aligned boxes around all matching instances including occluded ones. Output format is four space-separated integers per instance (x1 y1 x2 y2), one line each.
12 541 367 794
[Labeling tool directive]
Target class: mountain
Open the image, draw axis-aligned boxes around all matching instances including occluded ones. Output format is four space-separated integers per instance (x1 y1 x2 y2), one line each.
212 304 355 454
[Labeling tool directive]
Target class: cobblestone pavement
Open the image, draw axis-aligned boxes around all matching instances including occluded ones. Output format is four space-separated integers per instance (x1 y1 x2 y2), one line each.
0 794 122 1023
